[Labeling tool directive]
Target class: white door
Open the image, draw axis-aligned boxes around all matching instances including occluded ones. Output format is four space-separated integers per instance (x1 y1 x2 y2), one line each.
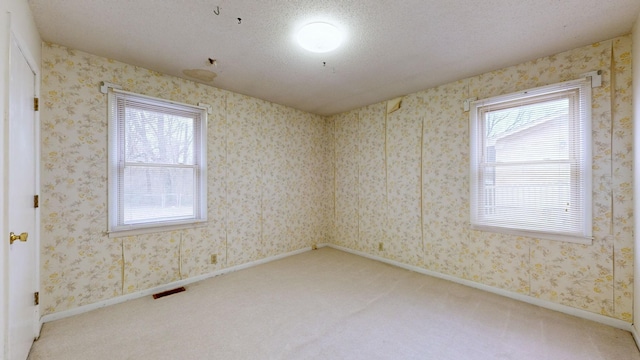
8 35 38 360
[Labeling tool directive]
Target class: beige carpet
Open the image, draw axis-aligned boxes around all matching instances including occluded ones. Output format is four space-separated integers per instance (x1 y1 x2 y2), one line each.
28 247 640 360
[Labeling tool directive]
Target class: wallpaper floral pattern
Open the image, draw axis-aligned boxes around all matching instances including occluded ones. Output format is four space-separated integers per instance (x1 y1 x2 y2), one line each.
330 36 634 321
40 43 332 315
41 35 633 323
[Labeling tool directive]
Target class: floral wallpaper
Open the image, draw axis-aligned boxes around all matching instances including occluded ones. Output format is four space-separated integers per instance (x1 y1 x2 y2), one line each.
355 103 386 256
40 43 332 315
330 36 634 321
41 35 633 323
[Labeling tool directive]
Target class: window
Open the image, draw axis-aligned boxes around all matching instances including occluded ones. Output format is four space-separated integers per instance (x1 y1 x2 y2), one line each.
469 79 592 243
108 89 207 236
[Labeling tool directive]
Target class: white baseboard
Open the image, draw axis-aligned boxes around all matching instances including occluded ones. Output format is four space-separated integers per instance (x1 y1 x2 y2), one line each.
326 244 634 332
631 325 640 351
41 242 634 335
40 246 314 324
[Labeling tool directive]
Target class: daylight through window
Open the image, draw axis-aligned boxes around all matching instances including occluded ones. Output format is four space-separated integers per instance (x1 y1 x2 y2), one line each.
469 79 592 243
108 90 207 235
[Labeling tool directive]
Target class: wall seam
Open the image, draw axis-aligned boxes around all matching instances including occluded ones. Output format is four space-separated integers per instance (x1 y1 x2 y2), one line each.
224 94 229 267
333 117 337 244
420 116 425 266
384 109 389 254
609 40 617 317
357 112 361 250
121 238 125 295
259 106 264 255
178 233 183 280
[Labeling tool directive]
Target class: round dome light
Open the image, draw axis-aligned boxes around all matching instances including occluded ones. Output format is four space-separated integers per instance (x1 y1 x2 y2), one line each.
297 22 343 53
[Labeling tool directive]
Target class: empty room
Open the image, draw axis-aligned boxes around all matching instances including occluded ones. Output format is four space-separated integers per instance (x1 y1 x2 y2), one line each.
3 0 640 359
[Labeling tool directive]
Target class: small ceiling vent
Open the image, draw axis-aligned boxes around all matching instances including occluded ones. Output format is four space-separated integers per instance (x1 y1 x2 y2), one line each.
182 69 217 82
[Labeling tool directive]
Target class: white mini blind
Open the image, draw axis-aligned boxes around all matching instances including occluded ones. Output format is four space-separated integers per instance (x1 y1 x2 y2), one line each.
108 89 207 235
469 78 592 243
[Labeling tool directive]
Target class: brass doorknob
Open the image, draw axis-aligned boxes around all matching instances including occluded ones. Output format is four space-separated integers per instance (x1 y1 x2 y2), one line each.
9 232 28 245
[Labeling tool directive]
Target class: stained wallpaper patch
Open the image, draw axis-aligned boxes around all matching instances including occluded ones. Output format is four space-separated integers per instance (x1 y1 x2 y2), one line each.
41 35 633 322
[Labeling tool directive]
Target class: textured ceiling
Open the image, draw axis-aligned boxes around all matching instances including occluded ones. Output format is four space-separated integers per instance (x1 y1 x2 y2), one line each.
28 0 640 116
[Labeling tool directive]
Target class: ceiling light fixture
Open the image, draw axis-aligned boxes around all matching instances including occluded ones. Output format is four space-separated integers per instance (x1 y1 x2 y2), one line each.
297 22 343 53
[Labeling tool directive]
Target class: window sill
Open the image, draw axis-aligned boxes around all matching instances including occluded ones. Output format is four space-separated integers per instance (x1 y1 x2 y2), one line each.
470 224 593 245
108 220 208 238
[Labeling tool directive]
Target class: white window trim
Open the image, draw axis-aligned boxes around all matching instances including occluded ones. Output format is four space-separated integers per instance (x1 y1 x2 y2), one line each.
107 88 208 238
469 78 592 244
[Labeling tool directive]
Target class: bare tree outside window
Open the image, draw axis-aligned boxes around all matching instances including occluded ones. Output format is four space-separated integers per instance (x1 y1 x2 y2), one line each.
108 91 207 234
123 107 196 222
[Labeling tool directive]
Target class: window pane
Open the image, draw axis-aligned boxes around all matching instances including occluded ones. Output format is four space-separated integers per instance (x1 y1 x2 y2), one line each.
125 108 195 165
485 98 569 162
108 90 207 234
481 163 574 231
123 166 195 223
470 79 590 241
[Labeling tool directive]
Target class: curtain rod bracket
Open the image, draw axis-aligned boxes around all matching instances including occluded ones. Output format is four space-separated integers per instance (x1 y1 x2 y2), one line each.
100 81 122 94
198 102 213 115
581 70 602 88
463 97 477 112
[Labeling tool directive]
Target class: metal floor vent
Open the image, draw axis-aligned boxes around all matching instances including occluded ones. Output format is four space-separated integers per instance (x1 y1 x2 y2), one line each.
152 287 186 299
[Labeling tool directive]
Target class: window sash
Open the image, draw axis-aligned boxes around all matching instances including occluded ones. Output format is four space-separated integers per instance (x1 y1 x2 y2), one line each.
108 89 207 235
469 78 592 243
119 164 199 225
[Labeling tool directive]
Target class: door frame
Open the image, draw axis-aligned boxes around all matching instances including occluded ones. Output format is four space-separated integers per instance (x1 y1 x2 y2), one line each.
2 13 41 356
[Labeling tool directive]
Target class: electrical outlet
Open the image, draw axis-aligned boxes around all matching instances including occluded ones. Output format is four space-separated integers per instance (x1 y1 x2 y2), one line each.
378 242 384 251
210 254 217 264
